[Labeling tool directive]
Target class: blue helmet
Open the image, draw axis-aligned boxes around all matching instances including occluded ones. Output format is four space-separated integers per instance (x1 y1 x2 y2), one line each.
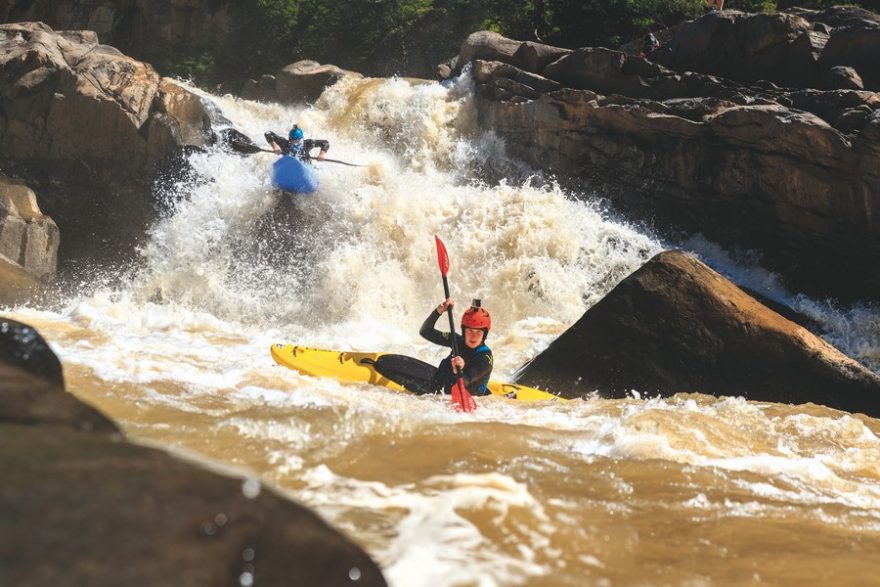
290 126 304 141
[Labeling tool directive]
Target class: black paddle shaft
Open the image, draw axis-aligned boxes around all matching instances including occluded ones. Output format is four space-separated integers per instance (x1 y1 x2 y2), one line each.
441 275 460 357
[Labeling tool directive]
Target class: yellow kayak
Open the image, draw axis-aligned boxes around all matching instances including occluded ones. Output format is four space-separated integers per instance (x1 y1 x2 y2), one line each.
270 344 564 402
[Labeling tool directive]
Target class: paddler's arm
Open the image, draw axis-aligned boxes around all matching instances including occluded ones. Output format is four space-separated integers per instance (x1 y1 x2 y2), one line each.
460 352 493 394
419 298 455 348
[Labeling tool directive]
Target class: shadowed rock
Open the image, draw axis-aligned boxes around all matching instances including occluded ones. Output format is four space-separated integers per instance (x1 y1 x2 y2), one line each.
516 251 880 417
0 320 388 586
275 60 363 105
240 60 362 104
0 0 234 69
651 11 825 89
0 317 64 388
240 73 280 102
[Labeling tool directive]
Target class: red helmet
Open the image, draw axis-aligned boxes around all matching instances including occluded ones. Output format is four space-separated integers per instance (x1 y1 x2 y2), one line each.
461 301 491 333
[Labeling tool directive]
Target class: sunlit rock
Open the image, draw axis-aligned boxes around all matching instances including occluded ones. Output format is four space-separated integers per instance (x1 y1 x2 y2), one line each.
461 28 880 300
516 251 880 417
0 22 213 266
0 178 59 304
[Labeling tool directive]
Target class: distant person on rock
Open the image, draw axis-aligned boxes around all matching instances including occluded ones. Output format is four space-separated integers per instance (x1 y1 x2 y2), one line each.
264 124 329 162
419 298 493 396
640 31 660 58
706 0 724 11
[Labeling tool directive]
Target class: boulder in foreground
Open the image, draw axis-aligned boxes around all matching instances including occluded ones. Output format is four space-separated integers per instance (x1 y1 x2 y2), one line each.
0 319 387 586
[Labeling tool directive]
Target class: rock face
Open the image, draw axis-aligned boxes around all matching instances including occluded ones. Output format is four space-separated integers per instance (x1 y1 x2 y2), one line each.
0 0 232 68
0 176 59 302
0 22 212 266
445 27 880 301
243 60 363 105
516 251 880 417
649 8 880 92
0 22 210 173
0 318 388 587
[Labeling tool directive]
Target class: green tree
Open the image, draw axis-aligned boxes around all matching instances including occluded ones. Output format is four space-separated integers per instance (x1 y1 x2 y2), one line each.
177 0 880 88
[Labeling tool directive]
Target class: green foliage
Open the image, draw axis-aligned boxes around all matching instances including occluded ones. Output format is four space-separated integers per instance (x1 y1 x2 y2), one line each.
189 0 877 88
725 0 778 12
776 0 877 8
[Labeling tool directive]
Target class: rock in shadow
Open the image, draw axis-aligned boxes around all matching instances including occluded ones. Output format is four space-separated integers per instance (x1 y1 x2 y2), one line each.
0 320 388 586
516 251 880 417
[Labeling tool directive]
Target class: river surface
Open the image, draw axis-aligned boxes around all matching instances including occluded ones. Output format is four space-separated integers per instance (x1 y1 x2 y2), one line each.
5 73 880 586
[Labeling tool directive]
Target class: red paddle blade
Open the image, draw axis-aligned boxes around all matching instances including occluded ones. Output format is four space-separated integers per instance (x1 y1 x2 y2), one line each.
435 235 450 276
451 380 478 413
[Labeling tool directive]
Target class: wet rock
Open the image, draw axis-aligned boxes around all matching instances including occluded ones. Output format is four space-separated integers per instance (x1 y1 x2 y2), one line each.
0 321 388 586
0 317 64 388
0 178 59 288
275 60 363 105
240 74 279 102
0 22 213 268
0 318 113 431
516 251 880 417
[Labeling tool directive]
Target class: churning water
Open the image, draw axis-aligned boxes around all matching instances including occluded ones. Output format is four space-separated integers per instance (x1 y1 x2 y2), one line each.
6 73 880 586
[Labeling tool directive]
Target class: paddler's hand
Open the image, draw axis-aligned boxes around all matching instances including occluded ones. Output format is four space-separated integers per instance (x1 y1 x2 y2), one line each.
437 298 454 314
451 356 465 371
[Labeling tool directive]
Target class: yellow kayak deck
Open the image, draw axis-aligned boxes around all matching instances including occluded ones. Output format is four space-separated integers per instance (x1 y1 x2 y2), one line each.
270 344 563 402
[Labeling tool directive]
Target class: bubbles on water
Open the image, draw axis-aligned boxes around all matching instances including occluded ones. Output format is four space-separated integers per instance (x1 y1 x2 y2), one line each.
239 571 254 587
242 478 261 499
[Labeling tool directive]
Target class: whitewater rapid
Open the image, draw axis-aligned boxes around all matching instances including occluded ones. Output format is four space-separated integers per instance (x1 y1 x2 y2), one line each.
6 73 880 586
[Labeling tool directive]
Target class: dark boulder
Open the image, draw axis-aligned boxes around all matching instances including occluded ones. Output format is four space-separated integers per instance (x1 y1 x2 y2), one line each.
818 24 880 91
0 317 64 388
516 251 880 417
0 321 388 586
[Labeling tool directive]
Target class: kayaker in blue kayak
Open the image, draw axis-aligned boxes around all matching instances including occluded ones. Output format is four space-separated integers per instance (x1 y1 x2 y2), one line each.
264 124 330 162
419 298 493 396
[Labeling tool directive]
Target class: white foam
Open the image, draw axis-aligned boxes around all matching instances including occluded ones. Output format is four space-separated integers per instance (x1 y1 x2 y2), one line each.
296 466 551 587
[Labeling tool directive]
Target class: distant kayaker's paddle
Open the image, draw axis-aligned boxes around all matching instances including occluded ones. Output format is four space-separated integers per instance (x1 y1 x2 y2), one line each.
317 157 366 168
247 147 366 167
434 235 478 413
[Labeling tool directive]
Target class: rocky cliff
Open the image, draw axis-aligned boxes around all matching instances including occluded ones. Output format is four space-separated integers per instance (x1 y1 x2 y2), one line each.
0 22 214 278
444 12 880 302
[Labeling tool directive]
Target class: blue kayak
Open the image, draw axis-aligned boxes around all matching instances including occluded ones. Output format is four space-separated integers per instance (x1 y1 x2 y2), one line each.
271 156 319 193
